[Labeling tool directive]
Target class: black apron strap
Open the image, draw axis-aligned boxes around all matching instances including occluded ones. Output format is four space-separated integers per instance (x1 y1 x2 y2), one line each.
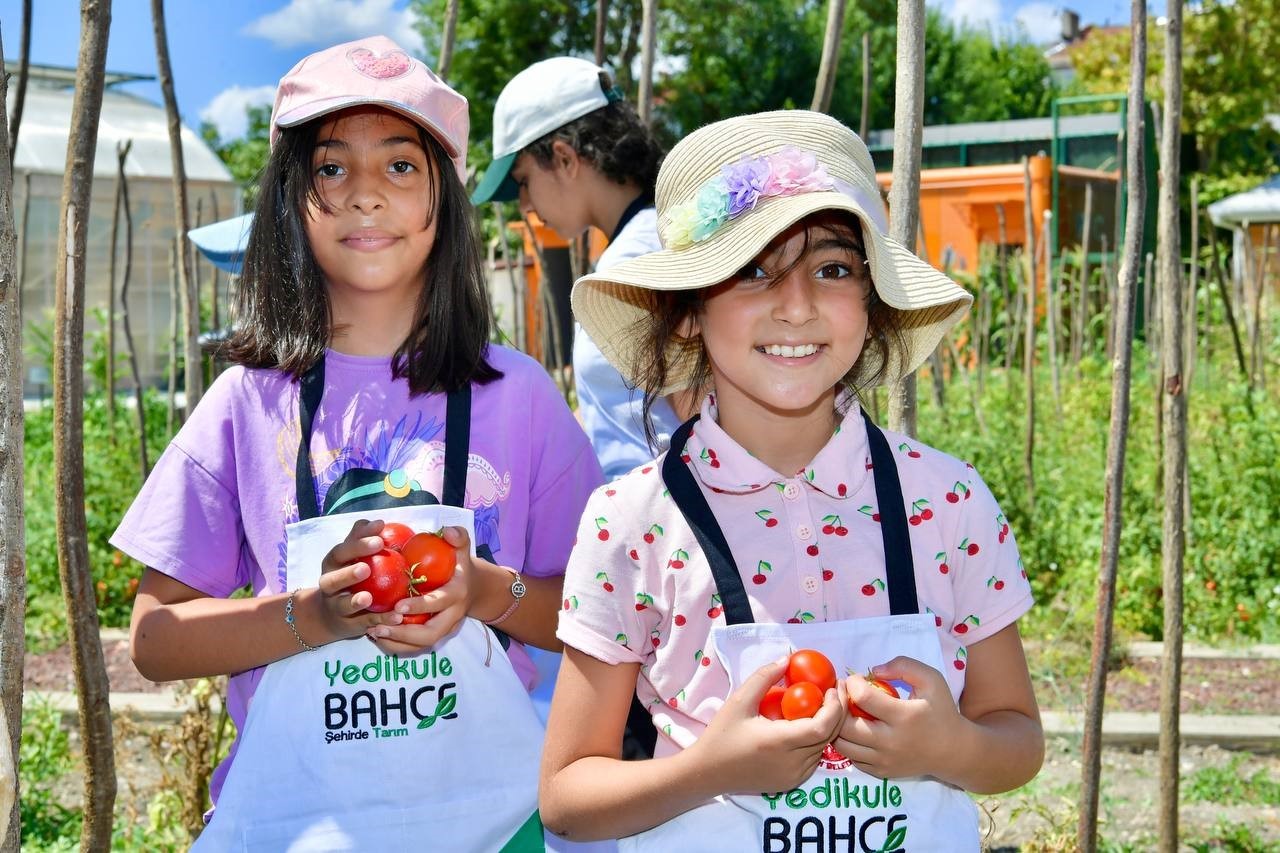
295 360 326 522
662 415 755 625
609 195 652 243
661 410 921 624
442 386 471 508
862 411 920 616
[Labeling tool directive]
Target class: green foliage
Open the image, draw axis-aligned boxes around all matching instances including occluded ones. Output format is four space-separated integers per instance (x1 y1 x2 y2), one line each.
19 701 80 849
23 391 177 648
1066 0 1280 178
916 344 1280 644
200 104 271 209
1184 755 1280 806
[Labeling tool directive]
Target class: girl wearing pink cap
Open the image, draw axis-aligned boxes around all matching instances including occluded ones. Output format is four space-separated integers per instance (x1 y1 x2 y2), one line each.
115 36 602 849
540 111 1043 850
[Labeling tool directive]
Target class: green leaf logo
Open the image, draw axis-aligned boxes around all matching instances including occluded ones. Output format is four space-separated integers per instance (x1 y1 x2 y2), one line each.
877 825 906 853
416 692 457 729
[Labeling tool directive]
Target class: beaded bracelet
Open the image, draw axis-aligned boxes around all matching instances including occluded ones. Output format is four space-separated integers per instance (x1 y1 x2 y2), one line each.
284 590 318 652
484 567 526 627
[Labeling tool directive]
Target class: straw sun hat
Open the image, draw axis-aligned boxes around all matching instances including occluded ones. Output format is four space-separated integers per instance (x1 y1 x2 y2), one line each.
570 109 973 393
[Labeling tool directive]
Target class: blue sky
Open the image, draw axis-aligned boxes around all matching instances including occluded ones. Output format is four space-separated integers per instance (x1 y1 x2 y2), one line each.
0 0 1135 142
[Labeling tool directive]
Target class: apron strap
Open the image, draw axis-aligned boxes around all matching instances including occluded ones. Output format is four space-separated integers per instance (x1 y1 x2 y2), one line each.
862 411 920 616
661 408 920 625
609 195 652 243
294 357 472 521
662 415 755 625
295 360 326 522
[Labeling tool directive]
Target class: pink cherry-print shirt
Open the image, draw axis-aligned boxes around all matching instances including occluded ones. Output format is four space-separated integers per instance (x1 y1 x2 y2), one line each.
557 394 1033 755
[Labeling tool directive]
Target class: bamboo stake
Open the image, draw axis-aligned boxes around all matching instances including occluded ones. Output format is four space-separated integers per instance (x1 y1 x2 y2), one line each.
106 148 124 437
1186 177 1198 384
859 32 871 140
1155 2 1187 844
1080 5 1146 847
1022 158 1037 515
167 238 179 436
116 141 149 480
811 0 847 113
1075 182 1094 364
1203 212 1249 384
887 0 925 437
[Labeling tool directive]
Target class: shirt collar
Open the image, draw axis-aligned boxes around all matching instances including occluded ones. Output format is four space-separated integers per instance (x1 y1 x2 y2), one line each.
682 393 871 500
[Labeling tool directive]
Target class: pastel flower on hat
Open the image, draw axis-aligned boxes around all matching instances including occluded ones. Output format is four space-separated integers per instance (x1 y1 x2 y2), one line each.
692 179 731 242
761 146 833 195
721 155 771 216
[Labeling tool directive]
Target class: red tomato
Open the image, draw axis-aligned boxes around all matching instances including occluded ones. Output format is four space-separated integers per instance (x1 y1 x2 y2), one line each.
847 676 900 721
402 531 456 593
785 649 837 694
758 685 787 720
379 522 416 551
399 612 432 625
780 681 825 720
348 549 410 613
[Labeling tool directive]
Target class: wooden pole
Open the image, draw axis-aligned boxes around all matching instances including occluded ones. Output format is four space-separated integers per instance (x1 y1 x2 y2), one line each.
637 0 657 125
1079 5 1146 848
437 0 459 81
52 2 119 846
595 0 609 66
859 31 871 140
117 141 149 480
1155 3 1187 846
0 32 27 851
106 145 124 436
1075 182 1094 364
887 0 925 437
811 0 847 113
1023 158 1038 514
151 0 202 415
6 0 32 167
1204 212 1249 384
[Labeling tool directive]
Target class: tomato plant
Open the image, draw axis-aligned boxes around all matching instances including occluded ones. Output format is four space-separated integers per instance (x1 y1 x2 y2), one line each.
785 649 837 693
379 522 416 551
780 681 824 720
348 549 411 613
758 685 786 720
847 676 899 721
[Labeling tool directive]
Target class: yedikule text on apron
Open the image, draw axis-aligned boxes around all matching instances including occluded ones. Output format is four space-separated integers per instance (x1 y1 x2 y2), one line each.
617 412 979 853
192 361 546 852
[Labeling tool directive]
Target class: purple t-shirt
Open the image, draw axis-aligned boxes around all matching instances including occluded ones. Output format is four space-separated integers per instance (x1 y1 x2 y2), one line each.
112 345 603 804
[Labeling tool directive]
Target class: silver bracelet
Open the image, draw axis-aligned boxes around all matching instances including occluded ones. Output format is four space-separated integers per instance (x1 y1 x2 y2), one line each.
284 590 318 652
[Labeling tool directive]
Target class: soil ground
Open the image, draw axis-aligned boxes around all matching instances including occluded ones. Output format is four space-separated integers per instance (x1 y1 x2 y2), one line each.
22 639 1280 850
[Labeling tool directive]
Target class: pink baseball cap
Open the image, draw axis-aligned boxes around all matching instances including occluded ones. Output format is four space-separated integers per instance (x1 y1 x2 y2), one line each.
270 35 469 181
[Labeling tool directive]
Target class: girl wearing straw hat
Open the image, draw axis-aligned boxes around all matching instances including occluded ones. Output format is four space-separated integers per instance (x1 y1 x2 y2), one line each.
540 110 1043 850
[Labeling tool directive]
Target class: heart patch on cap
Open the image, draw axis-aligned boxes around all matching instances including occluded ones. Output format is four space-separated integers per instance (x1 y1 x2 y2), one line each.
347 47 413 80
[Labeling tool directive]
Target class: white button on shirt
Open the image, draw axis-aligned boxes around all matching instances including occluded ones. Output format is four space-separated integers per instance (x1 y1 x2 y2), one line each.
782 483 800 500
802 576 820 594
797 524 813 540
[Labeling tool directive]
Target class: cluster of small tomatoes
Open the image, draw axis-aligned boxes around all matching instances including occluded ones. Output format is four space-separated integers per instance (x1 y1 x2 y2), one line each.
758 649 901 721
348 522 457 624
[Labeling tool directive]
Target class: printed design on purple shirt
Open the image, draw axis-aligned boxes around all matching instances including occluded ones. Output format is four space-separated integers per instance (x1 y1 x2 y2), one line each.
271 412 513 590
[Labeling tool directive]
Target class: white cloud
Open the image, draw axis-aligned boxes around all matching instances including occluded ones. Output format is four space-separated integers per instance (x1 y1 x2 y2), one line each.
946 0 1003 31
1014 2 1063 44
244 0 424 54
200 84 277 139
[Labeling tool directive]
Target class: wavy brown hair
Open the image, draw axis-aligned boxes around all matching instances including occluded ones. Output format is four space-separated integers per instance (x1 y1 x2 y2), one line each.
221 114 500 394
633 212 906 447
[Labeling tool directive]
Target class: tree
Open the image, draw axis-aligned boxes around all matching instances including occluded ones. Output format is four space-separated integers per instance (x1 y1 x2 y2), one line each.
53 1 118 848
811 0 848 113
152 0 201 416
0 24 27 853
6 0 31 167
1068 0 1280 180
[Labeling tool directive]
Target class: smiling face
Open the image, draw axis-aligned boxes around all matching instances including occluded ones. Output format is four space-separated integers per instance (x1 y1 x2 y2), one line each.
689 213 871 434
303 107 440 309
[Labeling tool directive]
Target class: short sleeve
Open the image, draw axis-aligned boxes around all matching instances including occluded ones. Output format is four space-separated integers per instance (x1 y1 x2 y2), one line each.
947 466 1033 644
521 369 606 579
110 373 253 598
557 487 654 666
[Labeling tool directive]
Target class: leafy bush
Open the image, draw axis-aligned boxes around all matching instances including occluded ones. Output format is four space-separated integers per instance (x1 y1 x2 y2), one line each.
23 390 176 648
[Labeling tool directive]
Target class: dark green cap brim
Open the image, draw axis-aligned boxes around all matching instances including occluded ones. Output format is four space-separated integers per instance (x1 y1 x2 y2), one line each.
471 151 519 204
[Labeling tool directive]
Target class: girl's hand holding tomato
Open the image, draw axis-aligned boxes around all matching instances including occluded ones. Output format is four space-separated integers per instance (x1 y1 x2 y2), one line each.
834 656 964 782
692 657 845 796
314 519 411 642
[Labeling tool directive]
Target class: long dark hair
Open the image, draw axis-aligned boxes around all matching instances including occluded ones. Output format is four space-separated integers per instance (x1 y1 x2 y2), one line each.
221 112 500 395
524 73 662 198
634 213 906 447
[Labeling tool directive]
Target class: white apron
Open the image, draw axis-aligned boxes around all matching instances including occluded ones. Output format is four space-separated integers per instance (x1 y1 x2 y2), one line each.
193 367 549 851
618 411 980 852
